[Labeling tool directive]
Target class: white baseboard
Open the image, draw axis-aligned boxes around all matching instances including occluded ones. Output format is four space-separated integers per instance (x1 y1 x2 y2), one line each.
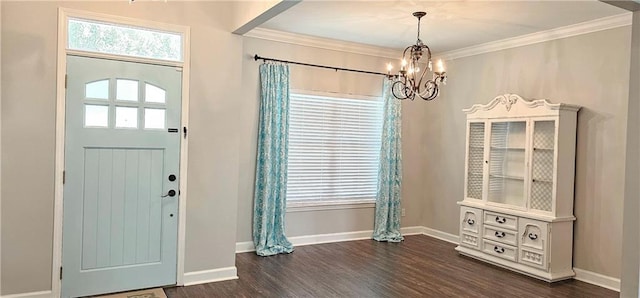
573 268 620 292
290 229 374 247
0 268 241 297
236 226 426 253
0 290 53 298
400 226 425 235
183 267 238 287
235 241 255 253
421 227 460 244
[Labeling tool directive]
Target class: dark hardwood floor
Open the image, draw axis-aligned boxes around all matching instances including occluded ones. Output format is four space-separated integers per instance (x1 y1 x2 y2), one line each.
164 235 617 297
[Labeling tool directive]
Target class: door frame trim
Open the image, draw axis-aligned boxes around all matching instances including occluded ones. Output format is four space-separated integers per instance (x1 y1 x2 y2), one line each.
53 8 191 297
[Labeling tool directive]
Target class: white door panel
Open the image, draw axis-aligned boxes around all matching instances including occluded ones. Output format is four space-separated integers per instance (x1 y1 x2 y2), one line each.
62 56 181 298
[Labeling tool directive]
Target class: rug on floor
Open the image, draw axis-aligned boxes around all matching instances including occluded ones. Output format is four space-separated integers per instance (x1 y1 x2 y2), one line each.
93 288 167 298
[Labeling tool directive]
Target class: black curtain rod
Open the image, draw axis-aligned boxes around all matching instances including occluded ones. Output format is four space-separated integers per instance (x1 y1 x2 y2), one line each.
254 54 388 77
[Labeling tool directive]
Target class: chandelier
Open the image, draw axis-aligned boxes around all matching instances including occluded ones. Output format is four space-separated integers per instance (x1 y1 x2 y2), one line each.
387 12 447 101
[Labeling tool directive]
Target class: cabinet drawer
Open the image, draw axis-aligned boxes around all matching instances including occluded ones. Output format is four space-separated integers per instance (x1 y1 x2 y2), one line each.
484 211 518 231
482 239 517 262
519 218 548 251
483 225 517 246
520 247 548 270
460 207 482 234
460 233 481 250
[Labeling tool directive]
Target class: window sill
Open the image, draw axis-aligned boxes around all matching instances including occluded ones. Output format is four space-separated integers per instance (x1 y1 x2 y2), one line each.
286 199 376 212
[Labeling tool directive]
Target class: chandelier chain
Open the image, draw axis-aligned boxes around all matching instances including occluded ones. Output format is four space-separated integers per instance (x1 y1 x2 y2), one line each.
417 17 421 42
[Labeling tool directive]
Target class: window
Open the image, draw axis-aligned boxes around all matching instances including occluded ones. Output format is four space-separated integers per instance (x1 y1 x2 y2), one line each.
84 105 109 127
67 18 183 62
115 106 138 128
286 93 384 206
82 79 167 130
144 108 166 129
116 79 139 101
85 80 109 99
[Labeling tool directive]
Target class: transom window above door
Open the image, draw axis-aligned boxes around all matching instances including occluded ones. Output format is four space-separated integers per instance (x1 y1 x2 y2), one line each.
67 18 183 62
83 78 167 130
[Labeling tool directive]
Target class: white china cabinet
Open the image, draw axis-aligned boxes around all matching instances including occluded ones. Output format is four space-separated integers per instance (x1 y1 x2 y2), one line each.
455 94 580 282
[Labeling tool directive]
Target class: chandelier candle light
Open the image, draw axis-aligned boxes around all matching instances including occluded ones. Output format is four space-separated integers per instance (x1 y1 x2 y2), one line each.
387 11 447 101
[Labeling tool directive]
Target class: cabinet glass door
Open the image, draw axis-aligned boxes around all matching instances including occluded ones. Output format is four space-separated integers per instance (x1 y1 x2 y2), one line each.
488 121 527 208
530 120 555 212
466 122 485 200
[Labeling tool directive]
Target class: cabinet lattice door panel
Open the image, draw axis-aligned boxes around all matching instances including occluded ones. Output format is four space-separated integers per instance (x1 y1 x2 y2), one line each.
530 120 555 212
466 122 485 200
456 94 579 283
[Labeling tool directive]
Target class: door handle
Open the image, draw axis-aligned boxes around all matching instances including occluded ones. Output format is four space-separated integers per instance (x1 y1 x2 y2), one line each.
162 189 176 198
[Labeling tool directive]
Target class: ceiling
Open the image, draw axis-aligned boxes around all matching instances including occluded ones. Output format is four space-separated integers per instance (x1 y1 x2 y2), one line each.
258 1 629 53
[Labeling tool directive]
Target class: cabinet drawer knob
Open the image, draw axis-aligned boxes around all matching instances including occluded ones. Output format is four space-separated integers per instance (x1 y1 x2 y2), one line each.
495 216 506 224
467 219 475 225
528 233 538 240
495 231 505 238
494 246 505 254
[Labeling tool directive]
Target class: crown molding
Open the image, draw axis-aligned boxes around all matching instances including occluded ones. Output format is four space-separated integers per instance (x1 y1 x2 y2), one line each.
436 12 632 61
246 12 632 62
244 27 402 59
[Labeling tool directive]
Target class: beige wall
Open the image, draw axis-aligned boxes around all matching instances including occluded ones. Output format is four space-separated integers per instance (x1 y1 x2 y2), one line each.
421 27 632 278
621 11 640 298
236 37 424 243
1 1 242 295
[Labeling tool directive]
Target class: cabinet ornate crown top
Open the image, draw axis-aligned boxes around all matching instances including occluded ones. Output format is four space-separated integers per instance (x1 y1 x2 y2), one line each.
463 94 581 114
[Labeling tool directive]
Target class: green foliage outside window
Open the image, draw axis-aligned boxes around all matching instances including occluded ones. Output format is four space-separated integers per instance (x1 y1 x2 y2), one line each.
68 19 182 62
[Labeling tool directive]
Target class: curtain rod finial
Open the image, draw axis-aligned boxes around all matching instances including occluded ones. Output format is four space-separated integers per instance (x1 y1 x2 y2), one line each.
254 54 259 61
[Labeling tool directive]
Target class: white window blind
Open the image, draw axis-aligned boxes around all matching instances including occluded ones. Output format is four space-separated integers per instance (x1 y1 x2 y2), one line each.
287 93 384 202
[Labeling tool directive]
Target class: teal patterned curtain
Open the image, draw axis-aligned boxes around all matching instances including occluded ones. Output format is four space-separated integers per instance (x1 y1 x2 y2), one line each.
373 79 404 242
252 63 294 256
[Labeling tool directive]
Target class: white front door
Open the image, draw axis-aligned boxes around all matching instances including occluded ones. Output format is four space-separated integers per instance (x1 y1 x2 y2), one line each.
62 56 182 298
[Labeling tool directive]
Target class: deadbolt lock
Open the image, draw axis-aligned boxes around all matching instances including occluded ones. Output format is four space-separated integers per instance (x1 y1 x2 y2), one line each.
162 190 176 198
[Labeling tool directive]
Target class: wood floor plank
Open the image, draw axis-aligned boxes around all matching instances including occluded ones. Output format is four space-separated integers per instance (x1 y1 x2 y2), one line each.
164 235 617 297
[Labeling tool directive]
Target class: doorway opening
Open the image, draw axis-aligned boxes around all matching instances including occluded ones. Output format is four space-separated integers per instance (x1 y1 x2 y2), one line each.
54 9 191 298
